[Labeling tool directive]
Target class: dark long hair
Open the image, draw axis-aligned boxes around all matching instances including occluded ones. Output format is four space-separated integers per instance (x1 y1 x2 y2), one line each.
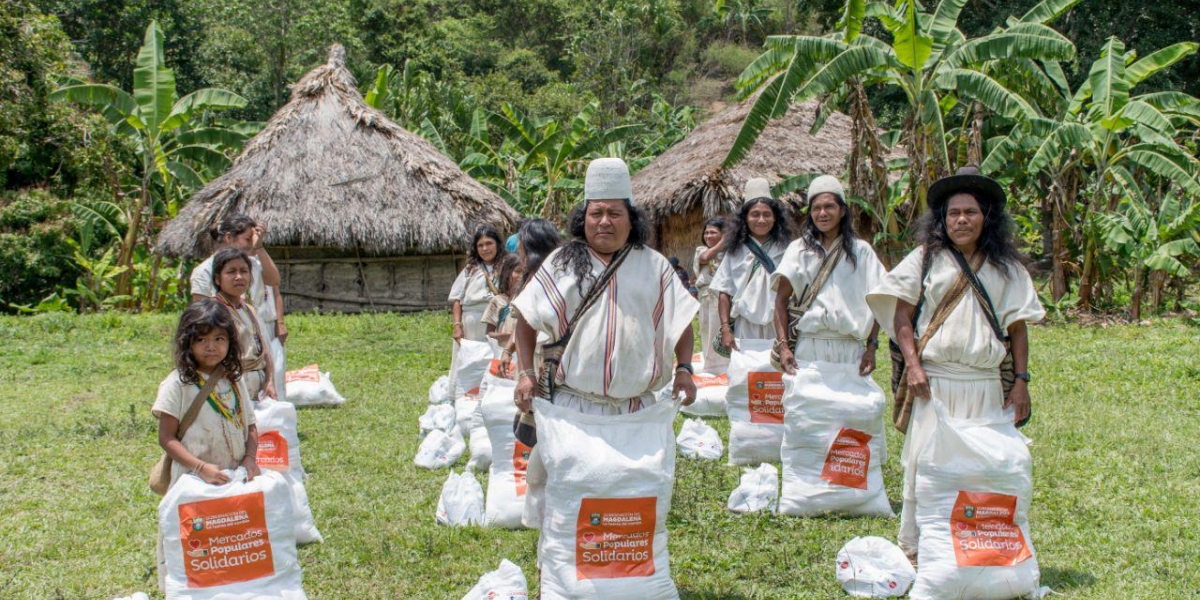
800 192 859 269
211 247 253 294
554 199 650 297
917 192 1022 275
518 218 563 288
701 216 726 246
209 213 256 243
175 298 244 385
726 197 793 250
495 254 522 296
468 226 506 269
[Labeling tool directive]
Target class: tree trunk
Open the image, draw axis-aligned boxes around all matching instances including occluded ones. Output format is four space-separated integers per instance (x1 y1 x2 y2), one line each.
115 170 152 299
1148 270 1168 315
1078 238 1095 310
1130 264 1144 320
968 102 983 167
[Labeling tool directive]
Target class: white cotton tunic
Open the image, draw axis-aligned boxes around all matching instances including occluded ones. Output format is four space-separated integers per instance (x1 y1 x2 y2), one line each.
771 238 886 363
151 370 255 488
512 245 700 402
709 239 786 340
865 246 1044 552
448 263 496 342
693 246 728 373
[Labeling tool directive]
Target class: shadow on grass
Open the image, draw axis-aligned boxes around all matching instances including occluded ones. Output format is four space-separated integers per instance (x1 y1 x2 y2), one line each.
1040 565 1097 591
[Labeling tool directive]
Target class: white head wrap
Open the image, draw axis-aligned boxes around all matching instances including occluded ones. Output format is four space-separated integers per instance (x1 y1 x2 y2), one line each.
743 177 772 200
807 175 845 202
584 158 633 202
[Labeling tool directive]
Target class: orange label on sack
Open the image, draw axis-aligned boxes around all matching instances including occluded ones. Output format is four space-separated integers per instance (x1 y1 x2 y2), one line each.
747 371 784 424
255 430 289 472
513 441 532 497
285 364 320 383
576 497 656 580
693 373 729 388
820 428 872 489
488 359 502 376
950 491 1032 567
177 492 275 588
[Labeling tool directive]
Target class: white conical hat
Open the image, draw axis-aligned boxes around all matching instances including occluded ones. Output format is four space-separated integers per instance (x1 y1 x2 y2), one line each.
584 157 633 201
743 177 772 200
807 175 845 201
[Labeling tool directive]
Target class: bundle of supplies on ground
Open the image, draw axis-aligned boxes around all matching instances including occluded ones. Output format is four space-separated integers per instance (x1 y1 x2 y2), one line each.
836 536 915 598
159 468 306 599
725 339 784 465
437 470 485 526
481 379 529 528
254 399 323 545
910 400 1039 600
284 364 345 408
414 427 466 469
460 559 529 600
727 463 778 513
429 375 453 405
676 418 723 460
778 362 892 517
680 372 728 417
533 398 679 600
451 339 494 397
419 404 457 437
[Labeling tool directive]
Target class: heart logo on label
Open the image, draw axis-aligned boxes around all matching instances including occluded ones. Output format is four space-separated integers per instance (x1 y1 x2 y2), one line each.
188 539 201 549
582 532 596 543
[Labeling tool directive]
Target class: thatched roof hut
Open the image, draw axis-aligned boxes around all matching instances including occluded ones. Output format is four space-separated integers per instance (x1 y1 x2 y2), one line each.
631 98 858 270
158 45 518 312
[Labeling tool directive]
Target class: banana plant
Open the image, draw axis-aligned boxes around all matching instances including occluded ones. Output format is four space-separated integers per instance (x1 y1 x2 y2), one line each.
50 21 248 298
1098 191 1200 318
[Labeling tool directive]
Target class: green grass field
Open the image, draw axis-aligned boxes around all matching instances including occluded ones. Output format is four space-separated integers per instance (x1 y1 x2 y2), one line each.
1 312 1198 599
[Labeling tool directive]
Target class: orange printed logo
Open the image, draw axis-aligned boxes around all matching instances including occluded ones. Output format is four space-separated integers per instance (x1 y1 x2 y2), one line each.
285 364 320 383
576 497 656 580
692 373 728 388
513 441 532 497
747 371 784 424
255 431 289 472
820 428 872 489
488 359 503 376
950 491 1032 567
177 492 274 588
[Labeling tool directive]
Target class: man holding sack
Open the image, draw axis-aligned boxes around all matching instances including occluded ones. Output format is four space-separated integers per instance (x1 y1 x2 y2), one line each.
511 158 699 599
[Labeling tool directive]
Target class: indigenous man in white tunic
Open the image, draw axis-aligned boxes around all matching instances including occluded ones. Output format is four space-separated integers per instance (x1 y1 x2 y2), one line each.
710 178 794 352
511 158 699 583
866 167 1045 561
771 175 886 371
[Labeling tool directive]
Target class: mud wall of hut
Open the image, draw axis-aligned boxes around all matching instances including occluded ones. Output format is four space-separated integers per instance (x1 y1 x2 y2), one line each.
270 246 464 313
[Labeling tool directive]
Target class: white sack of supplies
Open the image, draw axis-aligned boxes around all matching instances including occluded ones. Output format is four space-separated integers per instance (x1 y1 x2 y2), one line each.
465 380 500 473
778 362 892 517
253 400 322 545
680 373 728 417
420 404 457 438
460 559 529 600
727 463 778 513
159 468 306 599
437 470 485 526
534 397 679 600
270 338 287 403
910 399 1039 600
836 536 915 598
429 374 453 405
452 339 494 397
284 364 345 408
481 379 530 528
725 339 784 465
414 427 466 469
676 418 723 460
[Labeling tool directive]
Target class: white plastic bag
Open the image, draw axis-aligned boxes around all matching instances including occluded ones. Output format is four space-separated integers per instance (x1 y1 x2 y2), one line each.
460 559 529 600
910 400 1039 600
836 536 915 598
456 396 484 432
437 471 485 526
419 404 457 438
680 373 728 417
676 418 723 460
254 399 305 476
270 338 287 403
429 375 453 405
534 397 679 600
414 427 466 469
285 365 346 408
452 339 494 397
480 379 529 529
725 339 784 465
467 425 492 472
159 468 306 599
778 362 892 517
727 463 778 513
281 470 323 545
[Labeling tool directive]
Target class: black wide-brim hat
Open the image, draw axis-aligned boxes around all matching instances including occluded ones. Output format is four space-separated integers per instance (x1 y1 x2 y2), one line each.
927 165 1006 212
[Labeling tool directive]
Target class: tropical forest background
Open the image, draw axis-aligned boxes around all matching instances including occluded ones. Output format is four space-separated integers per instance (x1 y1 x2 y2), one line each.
3 0 1198 319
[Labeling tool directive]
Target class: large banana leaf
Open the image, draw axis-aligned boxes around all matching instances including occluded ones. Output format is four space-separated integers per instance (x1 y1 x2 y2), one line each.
49 84 143 129
363 65 395 109
1145 238 1200 277
944 28 1074 68
1117 101 1177 137
892 1 933 71
1028 122 1092 173
839 0 867 43
132 21 176 137
162 89 248 131
1122 148 1200 197
171 145 232 171
736 36 848 96
1018 0 1086 24
164 160 205 191
919 89 949 172
1088 37 1131 121
935 68 1036 119
928 0 969 46
1125 42 1198 86
174 127 248 150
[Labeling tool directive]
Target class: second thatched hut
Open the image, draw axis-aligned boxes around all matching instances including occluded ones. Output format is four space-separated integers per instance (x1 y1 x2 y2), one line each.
157 45 518 312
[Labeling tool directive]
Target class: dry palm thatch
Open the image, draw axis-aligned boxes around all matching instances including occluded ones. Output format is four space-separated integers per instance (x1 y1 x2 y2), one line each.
157 44 517 259
631 98 860 221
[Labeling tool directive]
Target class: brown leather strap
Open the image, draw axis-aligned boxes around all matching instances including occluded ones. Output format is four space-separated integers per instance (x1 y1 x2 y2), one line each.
177 365 226 439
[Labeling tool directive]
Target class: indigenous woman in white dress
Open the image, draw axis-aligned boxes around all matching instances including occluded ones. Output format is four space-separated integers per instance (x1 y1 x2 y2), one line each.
449 226 507 343
866 167 1045 561
210 247 276 402
497 219 562 377
771 175 886 372
710 178 794 352
693 216 728 373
